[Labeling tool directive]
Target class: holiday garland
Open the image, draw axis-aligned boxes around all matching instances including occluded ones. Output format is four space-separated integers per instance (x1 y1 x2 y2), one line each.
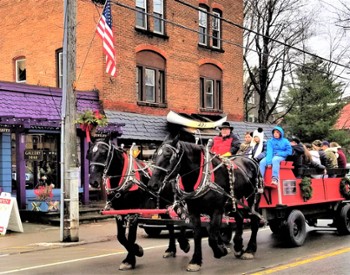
340 177 350 200
299 177 312 201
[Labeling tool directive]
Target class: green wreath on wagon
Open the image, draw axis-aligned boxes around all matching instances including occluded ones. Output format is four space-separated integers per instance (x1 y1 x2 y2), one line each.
339 177 350 200
299 177 312 201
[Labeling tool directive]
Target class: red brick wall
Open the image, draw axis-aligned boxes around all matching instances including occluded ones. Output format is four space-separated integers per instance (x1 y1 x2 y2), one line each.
0 0 243 121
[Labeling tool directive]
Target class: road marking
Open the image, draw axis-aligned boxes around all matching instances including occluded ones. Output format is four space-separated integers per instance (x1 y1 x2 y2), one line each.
0 244 169 274
251 247 350 274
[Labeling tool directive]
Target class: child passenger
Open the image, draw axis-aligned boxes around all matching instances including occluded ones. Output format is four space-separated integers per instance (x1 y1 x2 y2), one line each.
259 126 292 185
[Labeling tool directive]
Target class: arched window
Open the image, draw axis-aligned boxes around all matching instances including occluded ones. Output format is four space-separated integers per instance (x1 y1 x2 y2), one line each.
199 63 222 111
14 56 26 83
136 50 166 106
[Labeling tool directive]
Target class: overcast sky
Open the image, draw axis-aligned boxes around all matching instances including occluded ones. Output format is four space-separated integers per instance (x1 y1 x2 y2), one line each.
307 0 350 95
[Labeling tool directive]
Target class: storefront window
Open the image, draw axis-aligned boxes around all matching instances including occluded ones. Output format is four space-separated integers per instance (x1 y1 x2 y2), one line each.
12 133 60 190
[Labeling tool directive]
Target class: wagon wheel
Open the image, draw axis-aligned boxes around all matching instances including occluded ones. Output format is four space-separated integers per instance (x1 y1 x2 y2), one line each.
336 204 350 235
284 210 306 247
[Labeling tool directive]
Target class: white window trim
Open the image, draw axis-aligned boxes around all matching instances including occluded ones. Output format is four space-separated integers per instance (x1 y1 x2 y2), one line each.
136 0 147 30
212 11 221 49
153 0 164 34
58 52 63 88
15 58 26 83
206 79 214 108
199 8 208 46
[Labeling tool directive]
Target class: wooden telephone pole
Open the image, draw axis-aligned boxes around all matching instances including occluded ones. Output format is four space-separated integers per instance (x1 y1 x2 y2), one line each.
60 0 80 242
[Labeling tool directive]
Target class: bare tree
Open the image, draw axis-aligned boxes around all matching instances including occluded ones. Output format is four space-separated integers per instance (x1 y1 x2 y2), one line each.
243 0 314 123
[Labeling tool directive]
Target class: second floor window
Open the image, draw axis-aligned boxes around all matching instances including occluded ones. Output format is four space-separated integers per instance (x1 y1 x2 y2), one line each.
200 77 221 110
199 7 208 45
15 58 26 83
199 63 222 111
136 50 166 106
137 66 165 103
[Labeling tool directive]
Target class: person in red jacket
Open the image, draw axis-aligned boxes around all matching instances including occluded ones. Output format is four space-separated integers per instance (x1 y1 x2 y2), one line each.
211 122 241 156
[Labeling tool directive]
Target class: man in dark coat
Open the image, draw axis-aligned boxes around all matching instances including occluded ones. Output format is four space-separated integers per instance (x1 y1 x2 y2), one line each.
286 137 304 178
211 122 241 156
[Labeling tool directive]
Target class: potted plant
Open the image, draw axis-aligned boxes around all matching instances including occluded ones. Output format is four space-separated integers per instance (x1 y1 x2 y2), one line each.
29 183 59 212
76 110 108 142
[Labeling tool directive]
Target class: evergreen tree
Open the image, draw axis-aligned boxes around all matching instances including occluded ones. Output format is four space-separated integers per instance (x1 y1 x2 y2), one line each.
281 58 345 142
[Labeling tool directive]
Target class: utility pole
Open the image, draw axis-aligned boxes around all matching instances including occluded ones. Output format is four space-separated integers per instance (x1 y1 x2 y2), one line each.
60 0 79 242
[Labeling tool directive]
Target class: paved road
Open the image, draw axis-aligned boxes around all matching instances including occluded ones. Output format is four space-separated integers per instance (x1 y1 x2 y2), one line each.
1 222 350 274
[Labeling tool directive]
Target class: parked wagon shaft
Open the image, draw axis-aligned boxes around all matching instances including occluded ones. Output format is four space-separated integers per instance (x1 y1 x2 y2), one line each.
101 207 238 244
260 161 350 247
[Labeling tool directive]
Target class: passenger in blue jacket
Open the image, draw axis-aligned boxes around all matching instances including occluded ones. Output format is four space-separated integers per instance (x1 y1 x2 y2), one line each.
259 126 292 185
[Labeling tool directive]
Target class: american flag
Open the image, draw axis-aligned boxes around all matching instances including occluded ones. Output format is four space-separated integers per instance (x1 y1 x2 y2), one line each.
96 0 117 76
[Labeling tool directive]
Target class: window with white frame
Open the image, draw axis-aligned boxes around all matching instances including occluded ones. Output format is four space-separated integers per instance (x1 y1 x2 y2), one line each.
212 11 221 48
136 0 147 29
15 58 26 83
199 7 208 45
56 49 63 88
248 115 256 122
136 50 166 105
199 63 222 111
153 0 164 34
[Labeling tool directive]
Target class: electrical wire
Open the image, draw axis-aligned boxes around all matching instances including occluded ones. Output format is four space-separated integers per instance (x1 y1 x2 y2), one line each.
110 0 350 82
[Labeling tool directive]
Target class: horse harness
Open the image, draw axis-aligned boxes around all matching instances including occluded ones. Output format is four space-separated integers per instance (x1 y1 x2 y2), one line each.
154 142 263 219
89 141 151 201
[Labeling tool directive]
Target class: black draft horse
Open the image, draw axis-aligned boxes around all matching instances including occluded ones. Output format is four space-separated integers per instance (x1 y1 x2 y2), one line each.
148 137 263 272
88 136 190 270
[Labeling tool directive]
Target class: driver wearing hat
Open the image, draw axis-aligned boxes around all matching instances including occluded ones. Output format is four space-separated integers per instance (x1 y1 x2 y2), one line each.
211 121 241 156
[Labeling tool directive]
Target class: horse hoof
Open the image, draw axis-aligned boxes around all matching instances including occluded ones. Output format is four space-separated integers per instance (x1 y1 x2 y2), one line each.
163 251 176 258
234 251 243 258
241 252 254 260
226 246 232 254
135 245 144 257
186 263 201 272
119 262 134 270
181 243 190 253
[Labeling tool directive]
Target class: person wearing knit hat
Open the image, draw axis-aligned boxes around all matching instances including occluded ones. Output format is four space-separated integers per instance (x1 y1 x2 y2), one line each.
250 127 266 162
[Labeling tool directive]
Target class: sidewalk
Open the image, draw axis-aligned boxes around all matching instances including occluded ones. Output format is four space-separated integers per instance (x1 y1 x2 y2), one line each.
0 219 117 256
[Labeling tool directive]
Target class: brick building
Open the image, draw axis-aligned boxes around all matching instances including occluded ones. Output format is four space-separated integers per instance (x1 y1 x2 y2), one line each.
0 0 253 207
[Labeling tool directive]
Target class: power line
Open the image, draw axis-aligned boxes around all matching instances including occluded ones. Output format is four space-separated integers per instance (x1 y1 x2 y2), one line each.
110 0 350 81
175 0 350 71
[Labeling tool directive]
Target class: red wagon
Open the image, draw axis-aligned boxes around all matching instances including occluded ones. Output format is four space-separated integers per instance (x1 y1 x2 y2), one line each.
260 161 350 246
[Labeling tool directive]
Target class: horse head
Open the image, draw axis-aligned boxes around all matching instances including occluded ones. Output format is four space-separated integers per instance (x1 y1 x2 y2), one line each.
87 136 124 189
148 137 182 192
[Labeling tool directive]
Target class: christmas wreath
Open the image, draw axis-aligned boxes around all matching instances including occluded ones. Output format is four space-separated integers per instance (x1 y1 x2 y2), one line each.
76 110 108 142
340 177 350 200
299 177 312 201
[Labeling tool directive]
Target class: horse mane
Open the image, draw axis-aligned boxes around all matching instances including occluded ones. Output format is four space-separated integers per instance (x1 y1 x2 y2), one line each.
178 140 204 153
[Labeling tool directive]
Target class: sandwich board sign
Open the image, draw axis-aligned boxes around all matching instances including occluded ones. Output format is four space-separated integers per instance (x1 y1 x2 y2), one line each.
0 192 24 235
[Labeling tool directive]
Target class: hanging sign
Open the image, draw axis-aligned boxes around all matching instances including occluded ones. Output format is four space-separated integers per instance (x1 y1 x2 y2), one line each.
24 149 43 161
0 192 24 235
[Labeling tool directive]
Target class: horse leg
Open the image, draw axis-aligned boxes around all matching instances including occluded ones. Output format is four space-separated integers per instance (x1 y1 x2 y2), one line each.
233 212 245 259
208 211 228 259
177 226 190 253
242 214 260 260
163 224 176 258
116 217 138 270
187 214 202 272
